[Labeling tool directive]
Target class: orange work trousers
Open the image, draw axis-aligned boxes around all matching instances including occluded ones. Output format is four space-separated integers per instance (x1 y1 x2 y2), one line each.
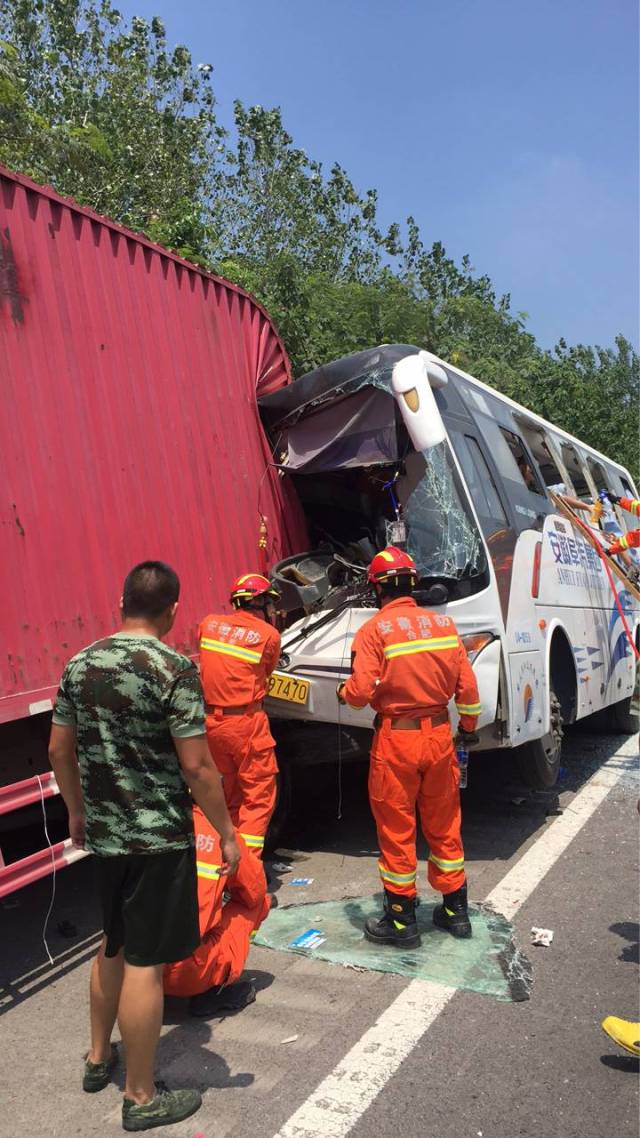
368 718 465 898
164 894 271 996
205 710 278 857
164 824 271 997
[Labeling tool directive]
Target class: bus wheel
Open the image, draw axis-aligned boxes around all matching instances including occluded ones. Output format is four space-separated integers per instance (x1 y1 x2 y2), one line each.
517 690 564 789
604 675 640 734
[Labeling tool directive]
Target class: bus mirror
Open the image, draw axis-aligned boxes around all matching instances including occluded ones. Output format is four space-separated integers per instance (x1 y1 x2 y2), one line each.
420 351 449 389
392 352 447 452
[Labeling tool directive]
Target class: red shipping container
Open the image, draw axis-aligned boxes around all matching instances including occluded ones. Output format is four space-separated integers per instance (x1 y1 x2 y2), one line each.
0 165 308 725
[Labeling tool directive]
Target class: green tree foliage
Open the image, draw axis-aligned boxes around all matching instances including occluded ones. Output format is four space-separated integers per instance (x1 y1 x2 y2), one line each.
0 0 222 261
532 337 639 483
1 0 637 479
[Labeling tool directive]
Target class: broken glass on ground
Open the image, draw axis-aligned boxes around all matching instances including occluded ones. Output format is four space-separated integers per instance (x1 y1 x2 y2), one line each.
255 895 532 1003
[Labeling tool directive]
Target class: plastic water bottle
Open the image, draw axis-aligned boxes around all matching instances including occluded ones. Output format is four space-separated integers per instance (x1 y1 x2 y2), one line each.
456 745 469 789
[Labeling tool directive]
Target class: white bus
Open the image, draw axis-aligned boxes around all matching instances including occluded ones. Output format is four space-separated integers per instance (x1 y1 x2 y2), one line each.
259 345 639 789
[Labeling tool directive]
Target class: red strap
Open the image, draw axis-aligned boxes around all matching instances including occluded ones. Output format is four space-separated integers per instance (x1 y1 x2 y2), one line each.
569 514 640 662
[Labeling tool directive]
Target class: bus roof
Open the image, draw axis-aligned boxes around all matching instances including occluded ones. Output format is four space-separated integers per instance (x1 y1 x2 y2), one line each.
427 352 634 482
260 341 635 486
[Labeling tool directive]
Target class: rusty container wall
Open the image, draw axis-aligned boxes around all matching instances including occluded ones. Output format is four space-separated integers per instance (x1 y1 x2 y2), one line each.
0 166 308 724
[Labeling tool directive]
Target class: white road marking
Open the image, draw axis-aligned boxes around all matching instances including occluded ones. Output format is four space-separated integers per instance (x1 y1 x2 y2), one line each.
273 746 637 1138
485 756 631 920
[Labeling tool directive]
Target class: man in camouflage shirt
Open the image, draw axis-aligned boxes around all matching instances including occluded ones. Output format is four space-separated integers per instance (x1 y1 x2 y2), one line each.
49 561 239 1133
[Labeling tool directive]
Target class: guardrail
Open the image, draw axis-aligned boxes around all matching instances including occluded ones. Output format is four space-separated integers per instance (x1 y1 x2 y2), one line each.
0 773 89 897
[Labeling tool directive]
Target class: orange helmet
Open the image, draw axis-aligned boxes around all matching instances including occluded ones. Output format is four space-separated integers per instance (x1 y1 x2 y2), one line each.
230 573 280 608
368 546 417 584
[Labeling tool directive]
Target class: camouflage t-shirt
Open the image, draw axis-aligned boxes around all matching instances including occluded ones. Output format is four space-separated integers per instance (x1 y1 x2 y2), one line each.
52 633 205 856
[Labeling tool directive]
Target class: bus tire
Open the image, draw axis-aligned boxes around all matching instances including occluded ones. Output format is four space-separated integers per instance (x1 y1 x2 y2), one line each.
603 690 639 735
517 690 564 789
600 636 639 734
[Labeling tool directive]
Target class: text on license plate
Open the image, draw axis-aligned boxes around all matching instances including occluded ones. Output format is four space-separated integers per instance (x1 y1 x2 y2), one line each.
268 672 310 706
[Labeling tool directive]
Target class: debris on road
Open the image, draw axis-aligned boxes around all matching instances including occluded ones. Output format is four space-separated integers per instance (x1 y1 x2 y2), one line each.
531 926 554 947
274 848 309 862
288 928 327 950
280 1035 299 1045
290 877 314 887
271 862 293 873
545 796 563 816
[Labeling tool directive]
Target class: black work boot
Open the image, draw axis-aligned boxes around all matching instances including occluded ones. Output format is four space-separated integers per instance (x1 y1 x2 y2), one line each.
364 889 421 948
432 882 472 938
189 980 256 1018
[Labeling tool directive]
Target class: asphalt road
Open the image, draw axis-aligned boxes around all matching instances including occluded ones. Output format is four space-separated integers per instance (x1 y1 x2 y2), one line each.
1 726 638 1138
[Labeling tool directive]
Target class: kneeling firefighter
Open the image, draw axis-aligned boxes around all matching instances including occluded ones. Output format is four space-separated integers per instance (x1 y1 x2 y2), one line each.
337 547 481 948
199 575 281 859
164 805 270 1014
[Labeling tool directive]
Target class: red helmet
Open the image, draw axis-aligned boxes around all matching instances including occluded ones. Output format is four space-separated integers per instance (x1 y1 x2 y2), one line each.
368 546 417 584
230 573 280 608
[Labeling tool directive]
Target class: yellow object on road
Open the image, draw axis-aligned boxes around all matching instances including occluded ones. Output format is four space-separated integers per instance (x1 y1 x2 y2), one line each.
601 1016 640 1057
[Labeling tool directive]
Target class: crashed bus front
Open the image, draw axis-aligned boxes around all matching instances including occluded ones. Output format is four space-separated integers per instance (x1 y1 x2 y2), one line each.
258 345 503 747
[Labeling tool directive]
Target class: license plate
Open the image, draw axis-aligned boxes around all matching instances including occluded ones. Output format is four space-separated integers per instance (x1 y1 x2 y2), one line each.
268 671 310 706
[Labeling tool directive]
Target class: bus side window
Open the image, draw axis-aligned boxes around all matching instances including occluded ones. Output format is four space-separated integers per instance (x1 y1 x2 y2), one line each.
499 428 546 496
560 444 592 500
587 459 610 495
452 433 508 532
519 428 565 491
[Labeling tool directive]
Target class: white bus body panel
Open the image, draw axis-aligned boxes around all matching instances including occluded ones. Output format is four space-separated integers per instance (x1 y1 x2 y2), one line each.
503 517 638 744
536 515 637 712
268 586 504 741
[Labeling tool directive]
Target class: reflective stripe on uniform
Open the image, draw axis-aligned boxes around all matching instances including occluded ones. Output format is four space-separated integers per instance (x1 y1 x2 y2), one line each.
378 861 417 886
428 853 464 872
455 702 482 715
200 637 262 663
384 636 459 660
241 833 265 849
196 861 221 880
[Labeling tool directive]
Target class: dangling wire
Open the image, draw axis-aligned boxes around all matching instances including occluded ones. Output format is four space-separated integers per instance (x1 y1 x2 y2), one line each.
382 471 401 519
36 775 56 967
382 470 407 547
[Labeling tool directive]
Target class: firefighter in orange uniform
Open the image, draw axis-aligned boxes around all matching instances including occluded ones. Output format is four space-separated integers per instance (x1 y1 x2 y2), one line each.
337 547 481 948
607 493 640 518
164 805 270 1014
605 492 640 556
607 530 640 555
199 575 281 859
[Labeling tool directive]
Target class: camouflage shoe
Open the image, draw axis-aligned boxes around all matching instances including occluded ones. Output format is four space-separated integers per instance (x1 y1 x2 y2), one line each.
122 1083 202 1131
82 1042 119 1092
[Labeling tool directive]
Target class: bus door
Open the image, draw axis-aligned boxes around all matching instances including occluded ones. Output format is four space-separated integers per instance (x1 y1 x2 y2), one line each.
444 424 516 737
457 407 554 745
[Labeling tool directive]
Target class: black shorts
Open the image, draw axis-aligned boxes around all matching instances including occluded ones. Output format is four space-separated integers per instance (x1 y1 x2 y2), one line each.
96 846 200 967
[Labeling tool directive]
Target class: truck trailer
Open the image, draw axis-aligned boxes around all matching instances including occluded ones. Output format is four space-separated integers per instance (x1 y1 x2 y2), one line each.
0 164 308 878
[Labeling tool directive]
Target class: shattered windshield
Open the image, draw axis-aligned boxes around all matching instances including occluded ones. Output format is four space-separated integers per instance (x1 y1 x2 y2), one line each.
279 438 490 613
398 442 487 583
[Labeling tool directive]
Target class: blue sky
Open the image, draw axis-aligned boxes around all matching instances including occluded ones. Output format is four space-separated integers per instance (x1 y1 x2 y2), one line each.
121 0 638 350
